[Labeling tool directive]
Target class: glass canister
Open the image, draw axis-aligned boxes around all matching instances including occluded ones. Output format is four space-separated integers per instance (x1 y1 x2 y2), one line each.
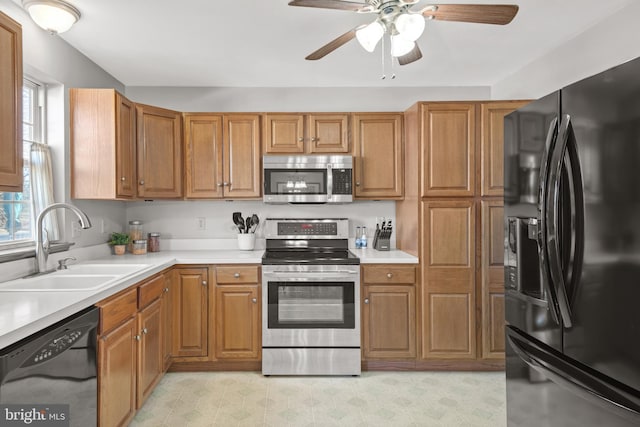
147 232 160 252
132 239 147 255
128 220 143 252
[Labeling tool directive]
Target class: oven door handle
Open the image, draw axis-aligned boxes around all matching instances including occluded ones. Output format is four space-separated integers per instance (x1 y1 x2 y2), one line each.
264 270 358 275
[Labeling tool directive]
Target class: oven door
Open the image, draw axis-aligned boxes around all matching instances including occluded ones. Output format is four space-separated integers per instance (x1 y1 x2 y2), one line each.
262 266 360 347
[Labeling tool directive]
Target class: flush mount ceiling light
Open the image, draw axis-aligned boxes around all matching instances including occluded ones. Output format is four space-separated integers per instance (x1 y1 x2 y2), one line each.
288 1 518 66
22 0 81 35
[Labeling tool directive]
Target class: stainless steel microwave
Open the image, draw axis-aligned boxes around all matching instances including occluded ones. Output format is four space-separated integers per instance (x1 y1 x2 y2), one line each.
263 155 353 204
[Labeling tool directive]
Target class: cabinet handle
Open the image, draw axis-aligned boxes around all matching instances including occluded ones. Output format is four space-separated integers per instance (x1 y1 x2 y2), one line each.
223 182 229 187
121 176 126 181
234 273 240 278
311 137 318 142
134 335 141 341
202 280 207 286
217 182 223 187
298 137 304 142
387 273 393 279
252 298 257 303
364 298 369 304
142 328 148 335
356 182 361 186
164 287 169 293
139 180 145 185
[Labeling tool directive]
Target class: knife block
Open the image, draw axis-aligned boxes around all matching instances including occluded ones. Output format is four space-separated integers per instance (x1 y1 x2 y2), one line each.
373 229 391 251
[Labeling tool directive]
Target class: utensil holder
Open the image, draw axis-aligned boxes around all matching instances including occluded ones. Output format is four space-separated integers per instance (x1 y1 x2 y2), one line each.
373 229 391 251
237 233 256 251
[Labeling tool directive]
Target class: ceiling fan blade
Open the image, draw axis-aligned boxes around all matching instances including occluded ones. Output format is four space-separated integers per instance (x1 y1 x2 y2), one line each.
397 44 423 66
289 0 372 13
306 28 359 60
422 4 519 25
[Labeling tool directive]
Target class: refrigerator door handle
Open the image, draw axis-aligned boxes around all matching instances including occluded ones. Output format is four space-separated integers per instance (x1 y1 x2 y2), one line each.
545 114 574 328
537 116 561 325
507 326 640 422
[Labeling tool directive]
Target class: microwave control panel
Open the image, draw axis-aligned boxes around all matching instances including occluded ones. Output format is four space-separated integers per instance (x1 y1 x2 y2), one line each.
332 169 352 195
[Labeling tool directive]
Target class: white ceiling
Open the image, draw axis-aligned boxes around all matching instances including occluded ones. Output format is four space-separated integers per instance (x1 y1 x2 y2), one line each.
21 0 635 87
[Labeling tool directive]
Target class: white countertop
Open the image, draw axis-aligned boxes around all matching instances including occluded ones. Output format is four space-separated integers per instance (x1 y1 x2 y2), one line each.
0 248 417 349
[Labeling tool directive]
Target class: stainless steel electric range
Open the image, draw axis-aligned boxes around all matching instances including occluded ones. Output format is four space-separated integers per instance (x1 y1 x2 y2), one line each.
261 218 361 376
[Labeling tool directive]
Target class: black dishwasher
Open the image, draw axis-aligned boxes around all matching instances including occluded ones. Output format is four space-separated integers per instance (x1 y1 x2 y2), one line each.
0 306 99 427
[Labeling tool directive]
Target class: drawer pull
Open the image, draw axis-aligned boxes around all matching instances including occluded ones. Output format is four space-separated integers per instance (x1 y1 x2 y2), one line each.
234 273 240 279
387 273 393 279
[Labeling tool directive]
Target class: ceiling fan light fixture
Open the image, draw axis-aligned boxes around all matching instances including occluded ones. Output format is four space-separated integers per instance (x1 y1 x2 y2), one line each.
355 20 384 52
22 0 81 34
390 34 415 57
394 13 425 42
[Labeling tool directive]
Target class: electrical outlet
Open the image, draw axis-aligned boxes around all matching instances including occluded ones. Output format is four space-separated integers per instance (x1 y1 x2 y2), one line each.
71 221 81 238
197 217 206 230
100 219 105 234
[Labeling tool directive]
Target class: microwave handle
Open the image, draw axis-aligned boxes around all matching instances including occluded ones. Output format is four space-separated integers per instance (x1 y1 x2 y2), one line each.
327 163 333 201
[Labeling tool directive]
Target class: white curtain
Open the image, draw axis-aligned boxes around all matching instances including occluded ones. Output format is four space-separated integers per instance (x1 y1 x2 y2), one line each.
30 142 60 242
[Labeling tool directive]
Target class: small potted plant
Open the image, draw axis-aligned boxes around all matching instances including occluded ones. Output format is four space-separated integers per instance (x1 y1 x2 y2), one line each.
109 232 129 255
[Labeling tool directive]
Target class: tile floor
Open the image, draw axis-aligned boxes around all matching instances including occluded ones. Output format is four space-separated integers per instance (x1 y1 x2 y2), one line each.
130 371 506 426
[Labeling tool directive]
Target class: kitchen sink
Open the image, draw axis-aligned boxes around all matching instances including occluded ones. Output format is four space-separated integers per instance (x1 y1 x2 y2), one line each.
0 274 120 292
64 263 150 275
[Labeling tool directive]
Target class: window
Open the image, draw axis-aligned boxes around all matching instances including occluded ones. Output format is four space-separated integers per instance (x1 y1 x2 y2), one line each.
0 78 44 247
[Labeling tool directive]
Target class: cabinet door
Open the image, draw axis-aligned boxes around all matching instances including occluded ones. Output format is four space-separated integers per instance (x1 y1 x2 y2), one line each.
215 285 260 360
422 200 476 359
172 268 208 357
0 12 22 192
308 114 350 153
352 113 403 199
98 317 137 427
263 114 304 153
115 93 136 198
161 276 172 371
481 200 506 359
136 104 182 198
184 114 224 198
480 102 527 197
224 114 261 198
137 299 162 408
362 285 416 359
422 103 476 197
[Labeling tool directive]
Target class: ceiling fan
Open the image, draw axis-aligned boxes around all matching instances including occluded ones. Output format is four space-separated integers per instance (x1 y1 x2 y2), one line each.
289 1 519 65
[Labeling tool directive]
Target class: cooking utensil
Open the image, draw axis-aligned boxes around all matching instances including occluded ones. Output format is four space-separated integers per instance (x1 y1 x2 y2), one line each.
245 216 252 234
232 212 244 233
250 214 259 233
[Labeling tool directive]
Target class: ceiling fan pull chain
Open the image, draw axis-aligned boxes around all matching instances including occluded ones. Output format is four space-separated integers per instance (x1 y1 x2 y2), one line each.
390 48 396 79
380 35 386 79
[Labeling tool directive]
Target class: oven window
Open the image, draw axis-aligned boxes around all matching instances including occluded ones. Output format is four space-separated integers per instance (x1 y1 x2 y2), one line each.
264 169 326 195
268 282 355 329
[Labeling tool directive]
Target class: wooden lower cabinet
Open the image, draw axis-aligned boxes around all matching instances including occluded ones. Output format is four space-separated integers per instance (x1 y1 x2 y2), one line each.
214 266 261 360
172 267 209 358
98 317 137 427
136 299 162 408
361 265 417 360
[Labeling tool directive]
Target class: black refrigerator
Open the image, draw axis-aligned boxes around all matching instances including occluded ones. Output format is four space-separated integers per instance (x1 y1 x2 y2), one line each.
504 55 640 426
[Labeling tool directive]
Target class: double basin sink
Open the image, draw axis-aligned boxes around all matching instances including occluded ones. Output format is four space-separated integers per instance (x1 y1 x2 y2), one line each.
0 263 150 292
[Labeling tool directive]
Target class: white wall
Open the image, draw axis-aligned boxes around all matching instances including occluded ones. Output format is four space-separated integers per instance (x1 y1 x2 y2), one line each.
492 2 640 100
124 86 491 112
126 200 396 248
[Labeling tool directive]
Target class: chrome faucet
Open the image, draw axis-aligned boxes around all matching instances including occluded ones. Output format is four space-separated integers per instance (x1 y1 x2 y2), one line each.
35 203 92 274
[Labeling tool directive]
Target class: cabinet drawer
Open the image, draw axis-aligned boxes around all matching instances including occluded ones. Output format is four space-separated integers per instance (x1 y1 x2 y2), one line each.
363 266 416 284
98 288 138 334
216 266 259 284
138 274 165 309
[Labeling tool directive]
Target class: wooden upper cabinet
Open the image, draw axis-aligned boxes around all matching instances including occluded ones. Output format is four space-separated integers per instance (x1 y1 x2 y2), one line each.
308 114 350 153
263 114 304 153
0 12 22 192
184 114 260 199
136 104 182 198
263 113 350 154
480 101 527 197
481 200 506 359
352 113 404 199
224 114 261 198
184 114 224 198
422 103 476 197
71 89 136 200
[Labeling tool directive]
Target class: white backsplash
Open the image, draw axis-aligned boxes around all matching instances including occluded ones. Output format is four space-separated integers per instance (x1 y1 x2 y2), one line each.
125 200 396 246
